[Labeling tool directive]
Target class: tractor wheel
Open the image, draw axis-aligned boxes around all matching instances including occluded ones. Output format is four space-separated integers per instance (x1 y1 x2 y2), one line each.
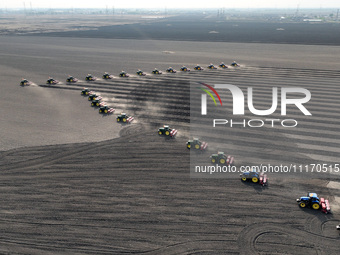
88 98 91 101
158 131 162 135
187 145 191 149
220 158 226 164
104 109 108 113
96 103 99 106
117 118 120 122
165 131 170 136
86 92 89 95
312 203 320 210
211 158 216 163
195 144 200 150
299 202 306 208
123 118 126 122
91 103 94 106
99 110 102 113
241 176 247 182
252 177 259 183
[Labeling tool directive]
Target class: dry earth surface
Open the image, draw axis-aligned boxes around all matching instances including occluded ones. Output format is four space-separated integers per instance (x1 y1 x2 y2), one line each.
1 31 340 254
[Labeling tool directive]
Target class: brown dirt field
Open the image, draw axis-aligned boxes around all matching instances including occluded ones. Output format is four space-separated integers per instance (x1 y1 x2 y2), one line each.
1 36 340 254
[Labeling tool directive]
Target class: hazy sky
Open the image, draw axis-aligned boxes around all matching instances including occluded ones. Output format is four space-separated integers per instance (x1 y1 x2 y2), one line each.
2 0 340 9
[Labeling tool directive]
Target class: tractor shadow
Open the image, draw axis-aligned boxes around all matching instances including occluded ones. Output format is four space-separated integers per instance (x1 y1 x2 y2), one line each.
240 180 268 192
298 206 334 218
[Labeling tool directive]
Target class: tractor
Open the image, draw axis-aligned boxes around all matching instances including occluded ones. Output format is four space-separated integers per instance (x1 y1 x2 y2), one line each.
99 105 115 114
81 88 93 95
180 66 190 72
136 70 146 76
158 125 177 138
88 94 102 101
231 61 240 67
46 78 59 84
194 65 204 70
210 152 234 166
207 63 217 69
66 76 78 83
102 72 114 79
152 69 162 74
85 74 97 81
166 67 176 73
116 113 134 123
240 169 267 186
119 71 129 77
20 79 32 86
186 138 208 151
219 62 228 68
91 99 105 107
296 193 331 214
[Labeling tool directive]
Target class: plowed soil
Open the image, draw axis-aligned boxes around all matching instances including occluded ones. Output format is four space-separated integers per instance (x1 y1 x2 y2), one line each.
1 35 340 254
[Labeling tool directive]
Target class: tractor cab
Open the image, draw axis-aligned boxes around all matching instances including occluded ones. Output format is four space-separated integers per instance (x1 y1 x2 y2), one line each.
120 113 127 118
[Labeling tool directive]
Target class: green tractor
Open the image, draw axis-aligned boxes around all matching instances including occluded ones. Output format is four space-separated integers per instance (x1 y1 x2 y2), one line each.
99 105 115 114
166 67 177 73
91 99 104 107
85 74 97 81
152 69 162 74
136 70 146 76
219 62 228 69
119 71 129 77
102 72 114 79
180 66 190 72
66 76 78 83
20 79 32 86
210 152 234 166
88 94 102 101
186 138 208 151
194 65 204 70
158 125 178 138
81 88 93 95
116 113 134 123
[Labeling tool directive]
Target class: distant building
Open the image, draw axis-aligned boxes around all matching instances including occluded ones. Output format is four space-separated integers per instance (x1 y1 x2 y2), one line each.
303 19 322 22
